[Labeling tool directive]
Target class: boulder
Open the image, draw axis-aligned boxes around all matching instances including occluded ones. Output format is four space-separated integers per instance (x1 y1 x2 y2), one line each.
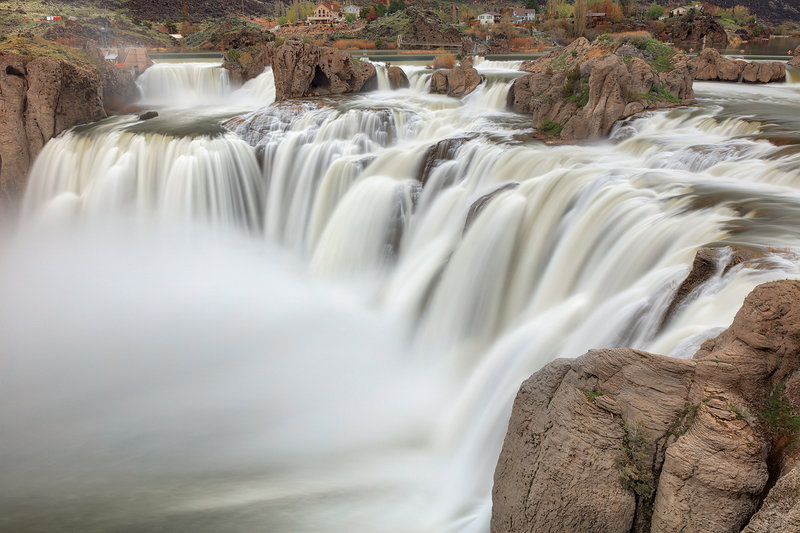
387 66 409 89
507 37 694 140
492 280 800 533
0 53 134 201
688 48 785 83
272 40 377 101
429 62 483 98
789 46 800 68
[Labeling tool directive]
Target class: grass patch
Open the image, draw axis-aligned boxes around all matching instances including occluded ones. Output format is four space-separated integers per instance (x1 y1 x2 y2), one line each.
583 390 604 403
0 35 94 66
538 119 563 138
617 420 655 500
626 37 678 72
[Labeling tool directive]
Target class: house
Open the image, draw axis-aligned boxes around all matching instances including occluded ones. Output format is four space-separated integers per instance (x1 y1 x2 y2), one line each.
586 12 607 26
307 3 342 24
671 5 702 17
509 8 536 24
343 4 359 17
477 12 501 25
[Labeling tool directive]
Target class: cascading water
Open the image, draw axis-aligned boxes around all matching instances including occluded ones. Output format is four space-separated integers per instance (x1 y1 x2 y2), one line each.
6 58 800 532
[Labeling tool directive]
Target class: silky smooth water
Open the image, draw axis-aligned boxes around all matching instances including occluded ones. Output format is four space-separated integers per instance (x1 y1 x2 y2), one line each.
5 59 800 532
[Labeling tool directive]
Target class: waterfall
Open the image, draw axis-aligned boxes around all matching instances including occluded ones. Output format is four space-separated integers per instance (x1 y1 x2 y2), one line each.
7 60 800 533
22 117 263 231
137 62 232 106
137 63 276 108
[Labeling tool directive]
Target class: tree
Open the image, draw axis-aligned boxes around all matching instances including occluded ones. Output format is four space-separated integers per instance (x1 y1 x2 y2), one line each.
574 0 586 36
181 4 189 22
345 13 356 22
646 2 664 20
366 6 378 21
525 0 539 9
388 0 405 14
360 6 370 18
278 16 288 24
375 3 386 17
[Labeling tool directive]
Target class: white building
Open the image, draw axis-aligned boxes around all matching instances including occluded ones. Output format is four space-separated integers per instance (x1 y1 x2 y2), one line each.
477 12 500 25
343 4 359 17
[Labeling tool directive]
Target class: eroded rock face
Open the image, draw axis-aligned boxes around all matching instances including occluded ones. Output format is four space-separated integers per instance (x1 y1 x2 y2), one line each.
688 48 786 83
492 279 800 533
224 43 275 85
669 12 728 50
272 40 377 101
387 66 409 89
430 62 483 98
743 466 800 532
789 46 800 68
507 37 694 140
0 53 135 201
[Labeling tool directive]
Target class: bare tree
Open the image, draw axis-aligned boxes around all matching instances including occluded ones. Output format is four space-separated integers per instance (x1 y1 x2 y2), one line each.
574 0 586 36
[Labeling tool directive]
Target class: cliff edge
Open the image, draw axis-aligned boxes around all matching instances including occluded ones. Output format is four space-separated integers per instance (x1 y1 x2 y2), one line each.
0 50 138 202
492 274 800 532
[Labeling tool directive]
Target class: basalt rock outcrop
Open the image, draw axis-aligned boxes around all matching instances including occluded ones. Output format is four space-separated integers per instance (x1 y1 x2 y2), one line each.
689 48 786 83
0 52 137 201
507 37 694 140
788 45 800 68
387 66 409 89
223 43 276 85
668 12 728 50
272 40 377 101
430 61 483 98
492 274 800 533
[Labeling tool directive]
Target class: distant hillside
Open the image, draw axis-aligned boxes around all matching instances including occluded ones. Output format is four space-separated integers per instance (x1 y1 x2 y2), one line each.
100 0 275 20
704 0 800 23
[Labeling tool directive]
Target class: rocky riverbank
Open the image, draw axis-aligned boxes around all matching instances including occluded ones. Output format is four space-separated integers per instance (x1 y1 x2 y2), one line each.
491 252 800 532
0 51 138 201
507 37 694 141
689 48 786 83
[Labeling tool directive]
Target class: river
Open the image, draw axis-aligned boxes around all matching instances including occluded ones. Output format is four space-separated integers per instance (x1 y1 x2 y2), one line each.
2 57 800 532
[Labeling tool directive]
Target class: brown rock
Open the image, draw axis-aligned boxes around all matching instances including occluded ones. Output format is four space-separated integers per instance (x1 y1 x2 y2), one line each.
743 466 800 533
670 12 728 50
491 348 696 533
789 46 800 68
508 37 694 140
272 40 377 101
138 111 159 121
689 48 785 84
0 53 112 201
224 43 276 85
429 63 482 98
417 135 475 185
492 280 800 533
387 66 409 90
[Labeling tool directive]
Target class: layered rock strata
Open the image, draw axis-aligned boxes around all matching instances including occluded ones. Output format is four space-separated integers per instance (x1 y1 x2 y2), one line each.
492 273 800 532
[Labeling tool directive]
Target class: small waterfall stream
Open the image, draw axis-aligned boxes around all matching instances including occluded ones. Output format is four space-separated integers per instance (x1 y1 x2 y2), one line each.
5 59 800 533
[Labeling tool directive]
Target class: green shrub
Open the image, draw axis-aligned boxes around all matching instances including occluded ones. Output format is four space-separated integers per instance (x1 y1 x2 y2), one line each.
760 379 800 446
226 48 240 62
538 120 563 137
617 420 655 500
